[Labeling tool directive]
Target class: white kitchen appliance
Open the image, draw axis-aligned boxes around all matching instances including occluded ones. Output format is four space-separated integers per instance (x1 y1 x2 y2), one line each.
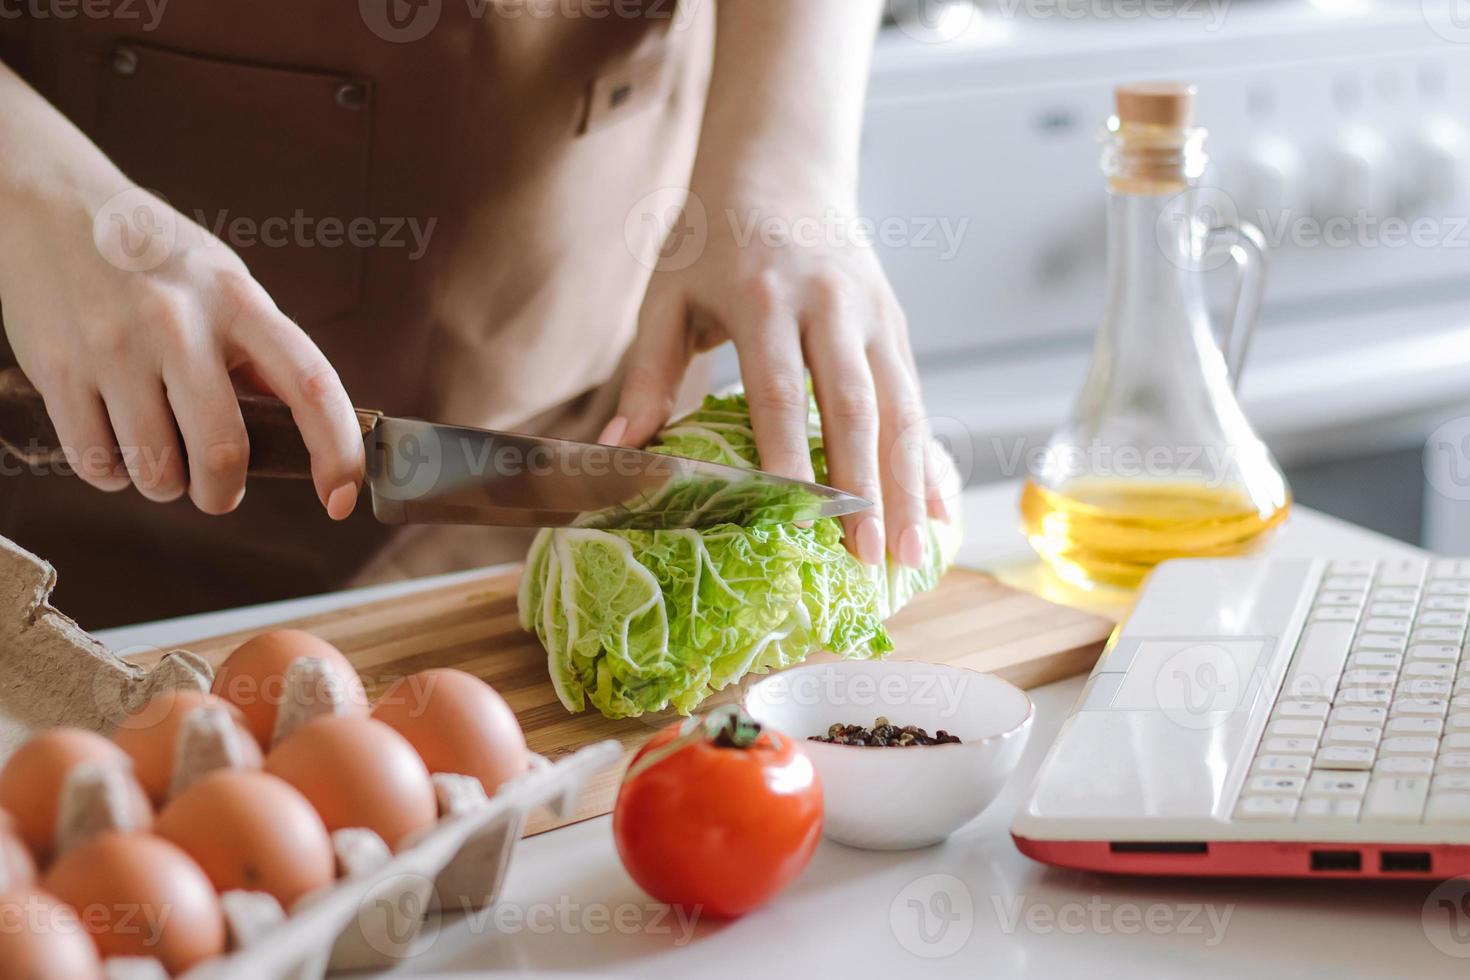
1012 555 1470 877
856 0 1470 549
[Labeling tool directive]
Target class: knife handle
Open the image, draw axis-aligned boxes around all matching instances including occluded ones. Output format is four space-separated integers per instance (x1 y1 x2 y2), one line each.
0 367 381 480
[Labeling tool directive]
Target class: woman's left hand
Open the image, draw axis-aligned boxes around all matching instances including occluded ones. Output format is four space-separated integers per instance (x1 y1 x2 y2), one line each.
601 188 951 570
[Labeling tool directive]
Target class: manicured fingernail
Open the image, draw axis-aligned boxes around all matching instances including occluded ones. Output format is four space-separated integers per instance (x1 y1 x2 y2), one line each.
930 492 952 524
898 524 925 569
326 482 358 520
598 416 629 446
856 517 885 566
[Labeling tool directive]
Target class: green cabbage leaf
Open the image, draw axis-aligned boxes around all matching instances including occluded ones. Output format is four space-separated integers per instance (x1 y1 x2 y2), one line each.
517 393 961 718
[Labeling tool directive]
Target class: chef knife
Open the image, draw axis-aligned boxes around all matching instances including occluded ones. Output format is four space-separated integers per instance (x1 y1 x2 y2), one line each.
0 368 870 530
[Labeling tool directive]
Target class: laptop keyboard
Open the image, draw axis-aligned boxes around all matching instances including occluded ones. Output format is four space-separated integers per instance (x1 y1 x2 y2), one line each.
1236 558 1470 825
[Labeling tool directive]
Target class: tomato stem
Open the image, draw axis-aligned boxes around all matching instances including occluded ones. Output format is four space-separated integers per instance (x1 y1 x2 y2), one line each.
623 706 767 783
707 705 762 749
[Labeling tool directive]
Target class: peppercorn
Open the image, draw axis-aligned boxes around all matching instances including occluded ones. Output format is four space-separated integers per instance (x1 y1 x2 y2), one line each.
807 717 962 747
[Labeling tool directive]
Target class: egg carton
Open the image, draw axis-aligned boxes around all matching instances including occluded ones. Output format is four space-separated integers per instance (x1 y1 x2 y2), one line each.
0 535 624 978
190 742 618 980
68 742 619 980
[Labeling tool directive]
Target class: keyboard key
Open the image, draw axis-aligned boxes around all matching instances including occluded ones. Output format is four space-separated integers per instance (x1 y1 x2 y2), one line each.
1434 774 1470 792
1283 622 1356 701
1306 771 1369 797
1385 716 1443 737
1447 713 1470 733
1379 736 1440 757
1374 587 1421 604
1246 775 1306 796
1311 606 1359 622
1391 698 1448 717
1299 797 1362 821
1362 618 1411 634
1437 753 1470 774
1349 651 1402 670
1371 601 1417 618
1316 746 1376 770
1426 793 1470 824
1253 755 1311 776
1264 737 1319 756
1324 575 1371 591
1274 701 1330 722
1330 559 1376 576
1376 757 1435 776
1378 559 1428 587
1339 687 1393 707
1363 777 1430 821
1235 796 1298 820
1268 719 1325 739
1407 644 1459 662
1404 662 1456 680
1355 634 1408 654
1319 591 1367 608
1342 669 1398 688
1418 611 1469 628
1425 595 1470 611
1330 706 1387 726
1429 581 1470 596
1322 724 1382 747
1433 560 1470 579
1398 680 1452 700
1414 628 1465 645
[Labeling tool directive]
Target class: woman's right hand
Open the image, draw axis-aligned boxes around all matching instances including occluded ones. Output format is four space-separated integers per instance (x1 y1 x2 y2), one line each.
0 178 365 519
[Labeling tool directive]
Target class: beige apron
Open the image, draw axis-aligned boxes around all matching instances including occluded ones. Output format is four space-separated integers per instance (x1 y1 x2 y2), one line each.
0 0 714 627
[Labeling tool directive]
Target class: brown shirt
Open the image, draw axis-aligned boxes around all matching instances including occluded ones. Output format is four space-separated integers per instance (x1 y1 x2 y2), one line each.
0 0 714 628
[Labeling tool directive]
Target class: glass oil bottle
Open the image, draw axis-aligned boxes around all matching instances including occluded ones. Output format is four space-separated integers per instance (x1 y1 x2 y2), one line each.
1020 83 1290 590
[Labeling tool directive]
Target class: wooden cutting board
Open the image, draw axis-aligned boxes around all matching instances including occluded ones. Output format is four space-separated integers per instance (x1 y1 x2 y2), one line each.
178 566 1114 835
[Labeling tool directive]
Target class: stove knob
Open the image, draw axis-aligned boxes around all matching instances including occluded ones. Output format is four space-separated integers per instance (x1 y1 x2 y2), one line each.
1232 137 1306 228
1317 125 1395 219
1402 116 1470 214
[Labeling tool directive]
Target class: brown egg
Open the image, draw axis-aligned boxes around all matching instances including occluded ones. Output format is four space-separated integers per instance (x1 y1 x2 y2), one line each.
156 770 334 909
112 690 263 805
0 729 153 863
0 888 103 980
372 669 528 797
43 831 225 975
265 715 437 851
212 630 368 749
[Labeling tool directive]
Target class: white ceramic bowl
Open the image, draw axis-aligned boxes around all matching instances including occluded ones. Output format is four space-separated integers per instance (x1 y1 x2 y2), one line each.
743 660 1033 850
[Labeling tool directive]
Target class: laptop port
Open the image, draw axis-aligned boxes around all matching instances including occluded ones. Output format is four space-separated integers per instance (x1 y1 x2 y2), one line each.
1109 841 1208 854
1380 851 1432 873
1309 850 1361 872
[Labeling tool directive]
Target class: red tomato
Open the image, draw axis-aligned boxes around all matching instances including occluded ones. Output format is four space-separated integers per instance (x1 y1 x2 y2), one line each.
613 707 822 919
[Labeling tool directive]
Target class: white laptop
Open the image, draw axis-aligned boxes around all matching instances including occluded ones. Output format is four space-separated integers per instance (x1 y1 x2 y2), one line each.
1012 557 1470 878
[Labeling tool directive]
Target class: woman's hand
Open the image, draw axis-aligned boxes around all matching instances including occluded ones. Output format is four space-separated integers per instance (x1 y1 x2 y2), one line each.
601 0 948 568
0 185 364 518
0 62 363 518
603 186 950 568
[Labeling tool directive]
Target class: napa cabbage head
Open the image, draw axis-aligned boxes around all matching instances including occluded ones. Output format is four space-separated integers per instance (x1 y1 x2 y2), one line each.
517 392 961 718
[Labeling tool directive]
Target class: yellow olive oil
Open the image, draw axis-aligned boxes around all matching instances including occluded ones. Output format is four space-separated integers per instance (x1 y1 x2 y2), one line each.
1019 478 1290 591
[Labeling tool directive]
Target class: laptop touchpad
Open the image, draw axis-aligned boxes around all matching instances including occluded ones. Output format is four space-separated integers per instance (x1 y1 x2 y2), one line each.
1104 639 1272 715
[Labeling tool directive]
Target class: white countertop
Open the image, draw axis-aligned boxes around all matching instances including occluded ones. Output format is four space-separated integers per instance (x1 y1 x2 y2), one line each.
96 483 1444 980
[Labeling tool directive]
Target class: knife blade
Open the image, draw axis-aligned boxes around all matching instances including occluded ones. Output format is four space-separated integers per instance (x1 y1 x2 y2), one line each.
0 368 870 530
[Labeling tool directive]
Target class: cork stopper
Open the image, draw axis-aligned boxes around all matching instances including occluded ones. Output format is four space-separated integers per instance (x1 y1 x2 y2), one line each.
1115 82 1195 130
1104 81 1205 195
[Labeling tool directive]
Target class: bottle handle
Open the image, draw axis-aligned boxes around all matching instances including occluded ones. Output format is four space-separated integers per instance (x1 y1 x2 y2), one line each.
1204 221 1267 390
